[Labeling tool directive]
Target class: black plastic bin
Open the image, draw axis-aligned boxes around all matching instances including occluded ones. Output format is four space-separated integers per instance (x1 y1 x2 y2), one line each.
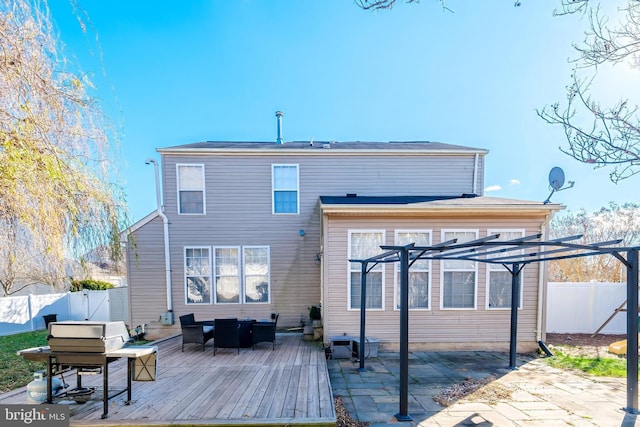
43 314 57 329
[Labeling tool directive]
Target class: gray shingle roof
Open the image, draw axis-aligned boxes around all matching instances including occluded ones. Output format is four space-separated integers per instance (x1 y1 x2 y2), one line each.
160 140 486 152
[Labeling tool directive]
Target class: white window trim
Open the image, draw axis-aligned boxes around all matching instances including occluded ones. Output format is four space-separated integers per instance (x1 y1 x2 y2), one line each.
213 246 242 305
485 229 526 310
184 246 212 305
242 246 271 304
176 163 206 215
394 229 432 311
271 164 300 215
347 229 386 311
440 229 479 310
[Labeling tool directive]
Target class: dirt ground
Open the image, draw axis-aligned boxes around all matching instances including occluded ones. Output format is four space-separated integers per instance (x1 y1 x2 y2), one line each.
545 333 627 347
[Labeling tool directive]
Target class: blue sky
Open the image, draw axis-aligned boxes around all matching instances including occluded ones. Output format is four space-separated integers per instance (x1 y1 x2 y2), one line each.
48 0 639 222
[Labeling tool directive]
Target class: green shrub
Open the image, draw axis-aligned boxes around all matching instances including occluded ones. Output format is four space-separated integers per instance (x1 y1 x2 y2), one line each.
70 279 114 292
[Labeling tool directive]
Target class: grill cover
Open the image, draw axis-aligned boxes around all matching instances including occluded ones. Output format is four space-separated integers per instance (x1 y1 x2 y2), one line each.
48 321 130 353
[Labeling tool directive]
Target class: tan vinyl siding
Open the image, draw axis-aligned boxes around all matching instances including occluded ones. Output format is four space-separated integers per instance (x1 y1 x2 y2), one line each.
155 151 481 330
126 215 168 339
322 214 547 352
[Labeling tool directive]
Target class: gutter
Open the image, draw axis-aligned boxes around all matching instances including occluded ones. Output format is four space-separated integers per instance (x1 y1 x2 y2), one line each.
146 158 173 313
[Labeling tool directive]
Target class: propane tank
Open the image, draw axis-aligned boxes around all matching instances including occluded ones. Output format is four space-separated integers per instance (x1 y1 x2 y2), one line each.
26 370 62 403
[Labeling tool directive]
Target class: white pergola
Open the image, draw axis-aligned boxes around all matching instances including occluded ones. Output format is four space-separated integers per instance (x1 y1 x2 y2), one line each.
350 233 640 421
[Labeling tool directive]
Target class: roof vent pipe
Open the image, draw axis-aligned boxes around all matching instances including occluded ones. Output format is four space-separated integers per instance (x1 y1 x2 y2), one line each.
276 111 283 144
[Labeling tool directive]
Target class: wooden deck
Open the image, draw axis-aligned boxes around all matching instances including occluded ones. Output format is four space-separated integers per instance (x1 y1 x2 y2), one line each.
1 333 336 427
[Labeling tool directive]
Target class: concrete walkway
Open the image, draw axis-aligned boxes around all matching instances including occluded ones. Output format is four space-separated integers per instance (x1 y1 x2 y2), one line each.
328 350 638 426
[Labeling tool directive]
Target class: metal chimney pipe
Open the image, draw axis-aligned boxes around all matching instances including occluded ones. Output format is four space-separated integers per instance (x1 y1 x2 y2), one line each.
275 111 283 144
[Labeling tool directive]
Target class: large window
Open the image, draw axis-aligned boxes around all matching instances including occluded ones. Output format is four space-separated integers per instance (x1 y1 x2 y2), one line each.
185 247 211 304
214 247 240 303
441 230 478 309
395 230 431 310
272 164 299 214
212 246 270 304
177 164 205 214
487 229 525 309
244 247 270 303
349 230 384 310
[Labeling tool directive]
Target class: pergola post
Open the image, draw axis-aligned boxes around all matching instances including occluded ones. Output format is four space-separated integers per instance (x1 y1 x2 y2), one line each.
509 263 521 369
395 246 412 422
358 262 367 371
626 249 639 413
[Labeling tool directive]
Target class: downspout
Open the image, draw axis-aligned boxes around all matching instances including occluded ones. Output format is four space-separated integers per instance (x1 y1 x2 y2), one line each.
145 158 172 313
472 153 479 194
536 212 553 341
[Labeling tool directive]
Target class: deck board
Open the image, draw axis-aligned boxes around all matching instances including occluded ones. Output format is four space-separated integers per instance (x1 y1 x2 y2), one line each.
1 333 335 426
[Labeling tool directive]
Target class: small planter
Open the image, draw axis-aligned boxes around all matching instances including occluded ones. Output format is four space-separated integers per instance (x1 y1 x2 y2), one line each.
303 325 314 341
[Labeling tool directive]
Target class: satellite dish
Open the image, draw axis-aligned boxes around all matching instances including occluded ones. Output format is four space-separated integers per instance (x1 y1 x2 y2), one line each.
548 167 565 191
544 166 574 204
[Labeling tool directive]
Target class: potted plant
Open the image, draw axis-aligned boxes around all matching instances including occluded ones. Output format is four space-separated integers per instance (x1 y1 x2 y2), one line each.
309 305 322 326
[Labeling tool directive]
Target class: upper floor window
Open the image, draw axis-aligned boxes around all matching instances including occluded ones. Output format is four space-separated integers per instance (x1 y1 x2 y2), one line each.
348 230 385 310
272 164 299 214
394 230 432 310
487 229 525 309
441 230 478 309
177 164 205 214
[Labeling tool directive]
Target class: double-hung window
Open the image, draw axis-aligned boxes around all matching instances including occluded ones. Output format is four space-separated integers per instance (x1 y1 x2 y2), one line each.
395 230 431 310
214 247 241 303
272 164 299 214
441 230 478 309
185 247 211 304
177 164 205 214
243 246 270 303
348 230 384 310
213 246 270 304
487 229 525 309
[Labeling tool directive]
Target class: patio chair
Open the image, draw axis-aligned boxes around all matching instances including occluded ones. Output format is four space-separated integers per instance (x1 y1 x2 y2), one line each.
252 313 279 350
214 318 240 355
180 313 214 352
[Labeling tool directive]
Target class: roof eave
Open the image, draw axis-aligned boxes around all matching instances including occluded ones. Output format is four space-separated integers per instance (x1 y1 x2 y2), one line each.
157 147 489 156
320 203 564 216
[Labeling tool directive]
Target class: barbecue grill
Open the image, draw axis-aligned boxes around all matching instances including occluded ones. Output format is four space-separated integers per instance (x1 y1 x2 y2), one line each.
18 320 157 419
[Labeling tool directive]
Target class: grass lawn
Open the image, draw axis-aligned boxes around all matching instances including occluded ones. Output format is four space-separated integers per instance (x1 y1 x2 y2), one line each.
0 330 48 393
543 350 627 378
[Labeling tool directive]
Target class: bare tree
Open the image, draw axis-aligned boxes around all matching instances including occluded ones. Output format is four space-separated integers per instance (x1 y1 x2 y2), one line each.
355 0 457 12
0 0 126 295
356 0 640 182
354 0 419 10
548 202 640 282
538 1 640 183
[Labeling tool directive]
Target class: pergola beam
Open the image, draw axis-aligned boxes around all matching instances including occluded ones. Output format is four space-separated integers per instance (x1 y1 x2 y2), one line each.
350 235 640 419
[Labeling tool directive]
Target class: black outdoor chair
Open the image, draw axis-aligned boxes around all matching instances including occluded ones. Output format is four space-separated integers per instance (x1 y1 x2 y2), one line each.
252 313 279 350
179 313 214 352
214 318 240 355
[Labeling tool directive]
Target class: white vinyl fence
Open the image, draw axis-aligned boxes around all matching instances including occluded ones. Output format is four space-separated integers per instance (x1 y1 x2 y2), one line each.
0 288 129 336
546 282 627 334
0 282 630 336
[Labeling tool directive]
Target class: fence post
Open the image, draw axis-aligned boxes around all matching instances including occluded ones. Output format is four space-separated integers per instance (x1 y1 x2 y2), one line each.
27 294 35 332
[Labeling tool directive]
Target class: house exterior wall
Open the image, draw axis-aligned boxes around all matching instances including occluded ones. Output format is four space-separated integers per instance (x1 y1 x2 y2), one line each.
126 146 486 337
321 213 550 352
126 215 168 339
